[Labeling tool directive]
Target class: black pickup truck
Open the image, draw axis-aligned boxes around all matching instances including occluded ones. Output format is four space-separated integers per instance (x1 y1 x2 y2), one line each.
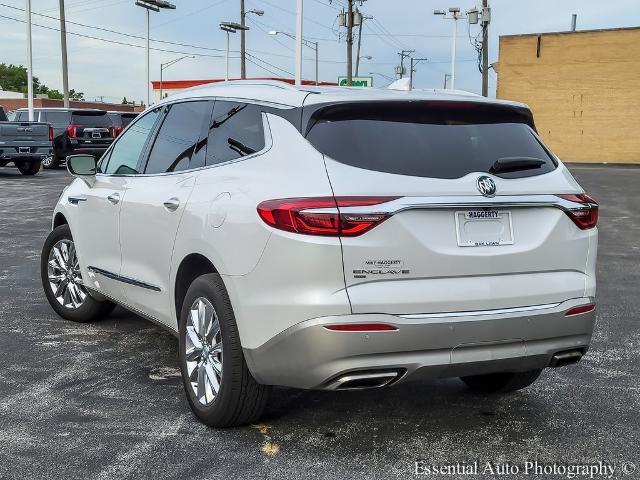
0 106 53 175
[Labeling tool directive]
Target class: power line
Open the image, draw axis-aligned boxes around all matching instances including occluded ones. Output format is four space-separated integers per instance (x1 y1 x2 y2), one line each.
0 3 228 51
0 13 229 59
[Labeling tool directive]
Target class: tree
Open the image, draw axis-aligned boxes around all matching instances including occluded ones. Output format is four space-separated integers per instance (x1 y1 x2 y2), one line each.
122 97 128 104
0 63 83 100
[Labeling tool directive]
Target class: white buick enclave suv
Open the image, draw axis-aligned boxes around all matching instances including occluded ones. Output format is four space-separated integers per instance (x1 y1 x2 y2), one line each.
41 81 598 427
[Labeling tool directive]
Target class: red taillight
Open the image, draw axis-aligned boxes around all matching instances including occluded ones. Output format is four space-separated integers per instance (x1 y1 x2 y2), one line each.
66 124 78 138
558 193 598 230
565 304 595 316
257 196 399 237
324 323 398 332
49 126 54 142
111 126 123 138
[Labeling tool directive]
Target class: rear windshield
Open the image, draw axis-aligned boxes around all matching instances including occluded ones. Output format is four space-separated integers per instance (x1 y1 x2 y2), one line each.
121 114 137 126
305 101 557 179
71 111 111 127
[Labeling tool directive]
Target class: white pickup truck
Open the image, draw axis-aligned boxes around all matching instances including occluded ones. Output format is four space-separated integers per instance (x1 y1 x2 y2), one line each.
0 106 54 175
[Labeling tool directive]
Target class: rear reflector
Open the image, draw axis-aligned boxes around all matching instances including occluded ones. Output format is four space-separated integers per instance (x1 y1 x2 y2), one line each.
257 196 399 237
324 323 398 332
565 304 595 316
558 194 598 230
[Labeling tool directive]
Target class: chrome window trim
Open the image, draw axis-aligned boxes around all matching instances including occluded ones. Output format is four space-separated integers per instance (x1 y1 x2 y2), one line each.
95 107 273 178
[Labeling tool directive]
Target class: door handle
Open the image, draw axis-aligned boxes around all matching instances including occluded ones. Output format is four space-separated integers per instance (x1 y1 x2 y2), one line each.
163 197 180 212
107 193 120 205
68 196 87 205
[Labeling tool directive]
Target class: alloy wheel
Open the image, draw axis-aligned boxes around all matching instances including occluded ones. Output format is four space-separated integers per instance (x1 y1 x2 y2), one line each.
184 297 224 406
47 239 87 309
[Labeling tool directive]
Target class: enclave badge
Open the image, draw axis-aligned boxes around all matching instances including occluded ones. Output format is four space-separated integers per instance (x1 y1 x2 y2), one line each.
476 176 497 197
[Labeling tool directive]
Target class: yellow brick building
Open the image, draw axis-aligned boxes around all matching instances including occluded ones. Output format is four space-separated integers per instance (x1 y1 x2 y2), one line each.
496 27 640 163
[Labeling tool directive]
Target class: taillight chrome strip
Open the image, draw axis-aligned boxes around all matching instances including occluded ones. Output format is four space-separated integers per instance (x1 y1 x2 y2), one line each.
330 194 595 215
399 302 562 319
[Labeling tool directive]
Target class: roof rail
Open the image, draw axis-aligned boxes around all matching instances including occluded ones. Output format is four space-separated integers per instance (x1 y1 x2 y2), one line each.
188 79 303 92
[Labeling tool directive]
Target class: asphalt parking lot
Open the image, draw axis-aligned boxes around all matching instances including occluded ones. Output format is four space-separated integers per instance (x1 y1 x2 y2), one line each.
0 164 638 480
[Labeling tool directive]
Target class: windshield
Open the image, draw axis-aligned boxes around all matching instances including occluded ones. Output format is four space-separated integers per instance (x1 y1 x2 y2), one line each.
305 101 557 180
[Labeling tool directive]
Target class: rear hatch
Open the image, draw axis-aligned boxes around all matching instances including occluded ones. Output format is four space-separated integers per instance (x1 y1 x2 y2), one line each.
304 100 595 314
0 122 51 153
71 111 114 146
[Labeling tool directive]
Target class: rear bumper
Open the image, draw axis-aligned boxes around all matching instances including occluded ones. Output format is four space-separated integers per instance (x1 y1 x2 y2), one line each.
0 148 53 162
243 297 595 389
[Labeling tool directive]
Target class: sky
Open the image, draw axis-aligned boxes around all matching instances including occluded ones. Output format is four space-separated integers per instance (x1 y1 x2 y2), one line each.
1 0 639 104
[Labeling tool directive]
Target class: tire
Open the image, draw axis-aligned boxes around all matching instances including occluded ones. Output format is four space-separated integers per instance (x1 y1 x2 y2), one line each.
42 156 60 169
17 160 41 175
178 273 269 427
41 224 115 322
461 369 543 393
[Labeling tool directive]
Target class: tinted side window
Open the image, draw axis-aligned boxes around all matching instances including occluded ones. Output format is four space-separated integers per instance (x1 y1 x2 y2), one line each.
102 108 161 175
43 112 70 125
144 101 210 174
206 101 265 166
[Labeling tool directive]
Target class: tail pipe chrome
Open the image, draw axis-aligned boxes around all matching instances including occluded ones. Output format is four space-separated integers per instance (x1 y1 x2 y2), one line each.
325 370 403 391
549 349 584 368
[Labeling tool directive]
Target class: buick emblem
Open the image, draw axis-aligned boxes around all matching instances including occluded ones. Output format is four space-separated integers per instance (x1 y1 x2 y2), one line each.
476 176 497 197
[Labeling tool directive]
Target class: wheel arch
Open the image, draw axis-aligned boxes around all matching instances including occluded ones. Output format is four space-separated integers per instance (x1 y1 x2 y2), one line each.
53 212 68 229
174 253 219 323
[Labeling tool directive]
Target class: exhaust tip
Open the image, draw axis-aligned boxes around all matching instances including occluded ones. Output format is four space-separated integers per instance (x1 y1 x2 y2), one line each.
326 370 402 390
549 350 584 368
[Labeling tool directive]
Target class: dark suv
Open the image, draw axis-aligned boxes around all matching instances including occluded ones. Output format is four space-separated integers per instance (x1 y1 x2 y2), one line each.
15 108 115 169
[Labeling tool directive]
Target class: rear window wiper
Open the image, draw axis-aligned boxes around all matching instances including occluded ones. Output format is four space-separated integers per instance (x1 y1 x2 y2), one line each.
490 156 546 174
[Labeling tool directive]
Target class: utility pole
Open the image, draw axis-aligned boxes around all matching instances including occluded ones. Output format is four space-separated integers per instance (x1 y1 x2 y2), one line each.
354 12 365 77
59 0 69 108
409 57 428 90
397 50 413 79
25 0 34 121
240 0 246 79
481 0 490 97
239 5 263 80
346 0 354 85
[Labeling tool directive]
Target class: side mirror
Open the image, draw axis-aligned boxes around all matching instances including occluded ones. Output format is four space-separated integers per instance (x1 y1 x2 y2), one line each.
67 154 97 186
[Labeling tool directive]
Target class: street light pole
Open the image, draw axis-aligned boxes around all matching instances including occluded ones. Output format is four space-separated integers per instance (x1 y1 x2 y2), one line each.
220 22 249 82
136 0 176 107
146 8 150 105
269 31 318 85
224 29 230 80
59 0 69 108
450 14 457 89
160 55 194 100
295 0 303 85
315 41 319 85
434 7 465 90
25 0 34 121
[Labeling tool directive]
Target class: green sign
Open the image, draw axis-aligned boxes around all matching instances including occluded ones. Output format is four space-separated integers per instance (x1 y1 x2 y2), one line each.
338 76 373 87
